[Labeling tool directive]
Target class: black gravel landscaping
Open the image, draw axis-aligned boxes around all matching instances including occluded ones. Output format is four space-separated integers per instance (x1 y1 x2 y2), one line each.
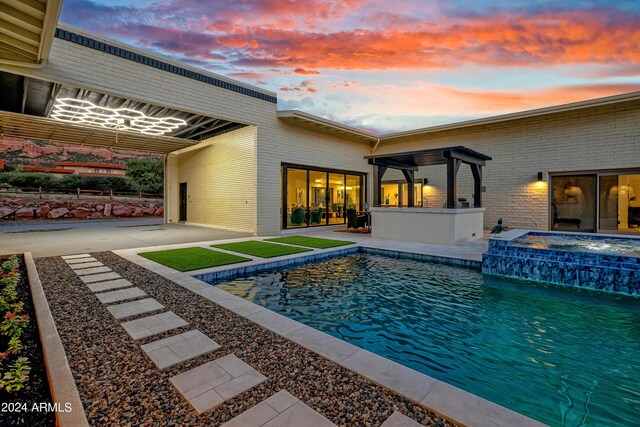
0 256 55 427
35 252 456 426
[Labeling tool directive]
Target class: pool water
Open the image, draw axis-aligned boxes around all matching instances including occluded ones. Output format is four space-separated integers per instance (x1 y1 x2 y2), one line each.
511 233 640 257
215 254 640 426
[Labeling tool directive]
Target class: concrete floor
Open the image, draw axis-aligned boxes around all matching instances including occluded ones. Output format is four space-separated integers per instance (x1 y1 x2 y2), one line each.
0 219 252 258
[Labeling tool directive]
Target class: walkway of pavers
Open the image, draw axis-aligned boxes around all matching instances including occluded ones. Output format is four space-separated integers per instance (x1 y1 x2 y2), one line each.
60 253 419 426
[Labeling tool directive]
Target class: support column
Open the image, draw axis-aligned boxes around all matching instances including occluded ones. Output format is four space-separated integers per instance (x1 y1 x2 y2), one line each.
470 164 482 208
163 153 169 224
402 169 415 207
446 158 461 209
372 164 388 207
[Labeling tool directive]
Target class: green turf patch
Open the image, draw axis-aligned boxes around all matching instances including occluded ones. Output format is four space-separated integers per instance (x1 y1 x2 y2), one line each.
265 236 355 249
212 241 312 258
139 247 250 272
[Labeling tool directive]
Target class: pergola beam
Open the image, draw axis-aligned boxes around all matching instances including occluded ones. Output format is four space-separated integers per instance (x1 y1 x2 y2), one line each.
443 148 487 166
367 158 418 171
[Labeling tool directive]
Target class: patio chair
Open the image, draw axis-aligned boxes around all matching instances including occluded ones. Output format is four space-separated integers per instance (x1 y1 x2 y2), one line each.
290 207 305 226
310 207 323 224
347 209 366 230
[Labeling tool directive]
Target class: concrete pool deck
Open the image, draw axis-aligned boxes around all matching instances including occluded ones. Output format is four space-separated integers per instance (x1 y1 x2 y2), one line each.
112 233 544 427
0 220 252 258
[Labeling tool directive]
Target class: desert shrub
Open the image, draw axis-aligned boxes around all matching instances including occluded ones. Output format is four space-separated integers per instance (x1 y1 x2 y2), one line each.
0 172 58 190
58 175 137 193
126 159 164 194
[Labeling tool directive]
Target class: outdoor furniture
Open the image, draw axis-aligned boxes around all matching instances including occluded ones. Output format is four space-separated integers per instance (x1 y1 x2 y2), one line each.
310 207 323 224
629 207 640 227
347 209 367 229
357 211 371 227
290 207 305 226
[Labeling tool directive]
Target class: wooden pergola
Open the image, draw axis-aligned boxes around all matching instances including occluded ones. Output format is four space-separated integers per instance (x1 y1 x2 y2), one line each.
365 146 492 208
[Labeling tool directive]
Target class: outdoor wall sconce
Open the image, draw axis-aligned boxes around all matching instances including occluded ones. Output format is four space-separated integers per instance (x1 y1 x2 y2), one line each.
537 172 544 181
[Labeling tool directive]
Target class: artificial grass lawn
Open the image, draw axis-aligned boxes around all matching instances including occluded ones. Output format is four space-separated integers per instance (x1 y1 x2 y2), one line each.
265 236 355 249
212 241 312 258
139 247 250 272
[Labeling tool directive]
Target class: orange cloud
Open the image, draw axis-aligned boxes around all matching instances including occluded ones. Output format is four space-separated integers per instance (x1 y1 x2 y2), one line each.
222 10 640 70
293 68 320 75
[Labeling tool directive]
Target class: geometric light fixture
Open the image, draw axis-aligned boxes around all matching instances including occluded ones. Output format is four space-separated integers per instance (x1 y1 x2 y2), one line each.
50 98 187 136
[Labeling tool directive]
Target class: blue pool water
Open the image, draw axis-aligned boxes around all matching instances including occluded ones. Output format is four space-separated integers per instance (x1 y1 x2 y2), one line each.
215 254 640 426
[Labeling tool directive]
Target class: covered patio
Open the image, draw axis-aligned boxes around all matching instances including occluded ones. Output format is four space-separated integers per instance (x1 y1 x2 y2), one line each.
365 146 492 245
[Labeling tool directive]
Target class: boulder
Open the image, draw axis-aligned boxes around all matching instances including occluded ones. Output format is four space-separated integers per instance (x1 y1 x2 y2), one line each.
0 207 17 219
132 207 145 217
35 206 50 219
15 207 34 220
154 207 164 216
71 208 91 219
48 207 69 219
104 203 112 216
112 205 134 217
95 204 104 212
143 206 156 216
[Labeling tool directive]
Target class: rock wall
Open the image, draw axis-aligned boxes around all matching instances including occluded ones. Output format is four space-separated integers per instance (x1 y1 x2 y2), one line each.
0 198 163 220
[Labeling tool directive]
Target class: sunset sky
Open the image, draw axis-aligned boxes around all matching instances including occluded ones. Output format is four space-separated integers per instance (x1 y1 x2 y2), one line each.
60 0 640 133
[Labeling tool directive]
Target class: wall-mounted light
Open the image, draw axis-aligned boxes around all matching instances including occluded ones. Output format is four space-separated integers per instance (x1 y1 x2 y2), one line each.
537 172 544 181
50 98 187 136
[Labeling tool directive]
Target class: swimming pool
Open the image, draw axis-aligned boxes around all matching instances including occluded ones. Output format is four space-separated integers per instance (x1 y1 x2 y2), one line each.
213 253 640 427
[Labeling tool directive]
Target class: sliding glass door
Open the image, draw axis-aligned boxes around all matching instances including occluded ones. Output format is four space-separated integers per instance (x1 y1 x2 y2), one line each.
599 172 640 233
282 164 366 229
550 175 596 232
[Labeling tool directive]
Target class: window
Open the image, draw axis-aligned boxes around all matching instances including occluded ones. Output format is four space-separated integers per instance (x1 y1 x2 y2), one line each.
282 164 366 229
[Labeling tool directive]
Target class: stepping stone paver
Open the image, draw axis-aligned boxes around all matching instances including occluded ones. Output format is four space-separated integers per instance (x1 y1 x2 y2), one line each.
121 311 188 340
74 266 112 276
142 330 220 370
381 412 424 427
107 298 165 319
80 272 121 284
221 390 336 427
69 261 104 270
96 287 147 304
87 278 134 293
66 257 98 265
170 353 266 414
61 254 91 260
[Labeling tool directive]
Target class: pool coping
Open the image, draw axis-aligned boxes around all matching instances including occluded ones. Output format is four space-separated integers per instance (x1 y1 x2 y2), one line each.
113 238 545 427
